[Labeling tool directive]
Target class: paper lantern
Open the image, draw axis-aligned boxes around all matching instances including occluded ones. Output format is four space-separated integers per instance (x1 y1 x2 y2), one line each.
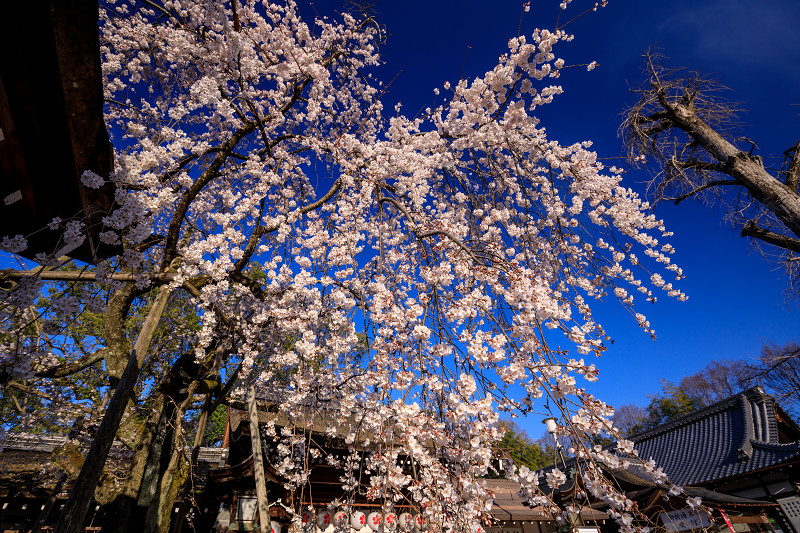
351 511 367 529
398 513 414 531
367 512 382 531
271 522 282 533
334 511 349 527
301 510 315 531
318 510 332 529
384 513 398 532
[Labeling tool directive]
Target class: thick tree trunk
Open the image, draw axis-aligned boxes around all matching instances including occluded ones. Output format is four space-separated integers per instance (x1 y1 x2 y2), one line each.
172 397 213 533
145 383 197 533
173 345 224 533
137 404 170 507
665 98 800 242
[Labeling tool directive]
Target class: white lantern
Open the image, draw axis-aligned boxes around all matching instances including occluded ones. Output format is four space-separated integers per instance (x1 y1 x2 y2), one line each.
384 513 398 532
351 511 367 529
413 515 425 533
334 511 348 528
398 513 414 531
367 512 382 532
318 510 332 529
301 510 315 531
271 522 282 533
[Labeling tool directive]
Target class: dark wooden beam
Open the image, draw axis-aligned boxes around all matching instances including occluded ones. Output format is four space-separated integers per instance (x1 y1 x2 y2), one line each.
0 0 118 264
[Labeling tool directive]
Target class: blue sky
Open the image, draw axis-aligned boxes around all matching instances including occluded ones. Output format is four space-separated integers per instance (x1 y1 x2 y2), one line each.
302 0 800 432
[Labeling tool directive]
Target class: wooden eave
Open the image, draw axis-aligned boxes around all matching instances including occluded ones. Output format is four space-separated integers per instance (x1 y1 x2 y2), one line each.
209 454 285 486
0 0 119 264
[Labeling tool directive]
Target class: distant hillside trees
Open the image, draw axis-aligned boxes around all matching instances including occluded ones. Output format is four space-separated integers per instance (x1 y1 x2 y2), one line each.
614 345 800 436
495 421 553 475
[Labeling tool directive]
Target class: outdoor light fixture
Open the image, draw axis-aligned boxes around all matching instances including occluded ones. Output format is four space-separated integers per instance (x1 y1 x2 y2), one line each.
542 417 558 434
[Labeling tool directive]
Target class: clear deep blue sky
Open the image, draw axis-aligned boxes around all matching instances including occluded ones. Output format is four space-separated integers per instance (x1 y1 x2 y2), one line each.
303 0 800 429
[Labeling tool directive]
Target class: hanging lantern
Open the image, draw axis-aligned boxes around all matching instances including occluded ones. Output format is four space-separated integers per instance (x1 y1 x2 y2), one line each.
367 512 382 532
351 511 367 529
318 510 332 529
384 513 398 532
302 510 316 531
413 515 425 533
334 511 349 528
271 522 282 533
398 513 414 532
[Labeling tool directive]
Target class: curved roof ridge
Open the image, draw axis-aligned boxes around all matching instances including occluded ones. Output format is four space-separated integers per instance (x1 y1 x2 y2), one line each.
629 386 770 442
736 393 755 460
630 393 738 441
750 439 800 451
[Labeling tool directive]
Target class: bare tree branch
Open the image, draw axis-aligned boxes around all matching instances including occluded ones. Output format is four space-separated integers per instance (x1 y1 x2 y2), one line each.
622 52 800 293
741 221 800 254
37 348 108 379
672 179 739 205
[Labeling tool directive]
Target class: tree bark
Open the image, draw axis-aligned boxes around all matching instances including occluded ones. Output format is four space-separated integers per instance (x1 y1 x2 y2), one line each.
248 384 271 533
145 381 197 533
173 345 224 533
661 94 800 245
741 221 800 254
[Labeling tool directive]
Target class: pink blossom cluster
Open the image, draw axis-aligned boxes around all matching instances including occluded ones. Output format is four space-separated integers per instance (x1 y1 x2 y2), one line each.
0 1 683 531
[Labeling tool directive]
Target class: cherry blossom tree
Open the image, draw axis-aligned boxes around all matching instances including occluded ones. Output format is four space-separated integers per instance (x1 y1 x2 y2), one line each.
0 1 688 532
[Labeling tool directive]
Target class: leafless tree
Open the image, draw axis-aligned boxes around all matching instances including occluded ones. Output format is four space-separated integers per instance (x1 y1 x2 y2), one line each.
676 359 755 407
611 403 649 437
748 342 800 417
622 52 800 291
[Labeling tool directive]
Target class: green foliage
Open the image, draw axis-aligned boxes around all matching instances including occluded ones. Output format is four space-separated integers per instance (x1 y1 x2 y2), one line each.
0 258 209 435
494 420 552 476
203 405 227 446
627 380 703 434
0 262 111 434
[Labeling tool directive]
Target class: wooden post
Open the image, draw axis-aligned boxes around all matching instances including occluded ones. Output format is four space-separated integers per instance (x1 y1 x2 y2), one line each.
54 285 172 533
248 383 270 533
53 350 139 533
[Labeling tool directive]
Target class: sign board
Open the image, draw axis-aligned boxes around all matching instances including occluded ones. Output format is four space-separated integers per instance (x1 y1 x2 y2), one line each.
237 496 258 523
660 508 711 532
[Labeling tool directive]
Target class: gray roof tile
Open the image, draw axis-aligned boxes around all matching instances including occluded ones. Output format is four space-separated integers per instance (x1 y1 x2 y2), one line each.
631 387 800 486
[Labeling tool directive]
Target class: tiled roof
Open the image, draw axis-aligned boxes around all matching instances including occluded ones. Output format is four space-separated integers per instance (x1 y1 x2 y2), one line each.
483 480 608 522
1 433 68 452
631 387 800 486
0 432 228 498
